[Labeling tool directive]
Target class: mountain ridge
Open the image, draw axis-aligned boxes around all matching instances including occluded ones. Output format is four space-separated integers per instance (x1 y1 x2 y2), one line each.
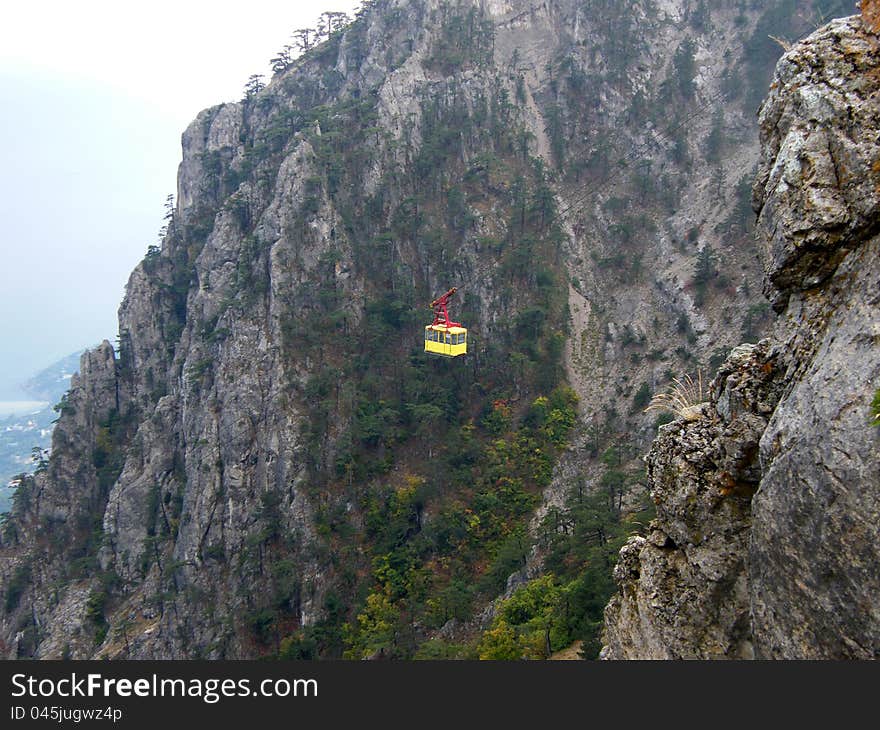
0 0 861 659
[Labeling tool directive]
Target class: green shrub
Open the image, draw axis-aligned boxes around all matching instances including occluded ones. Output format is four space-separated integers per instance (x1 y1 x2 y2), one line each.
85 588 109 644
4 564 31 613
632 381 651 410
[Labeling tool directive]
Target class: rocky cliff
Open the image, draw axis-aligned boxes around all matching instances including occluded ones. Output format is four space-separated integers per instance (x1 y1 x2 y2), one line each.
602 9 880 659
0 0 846 659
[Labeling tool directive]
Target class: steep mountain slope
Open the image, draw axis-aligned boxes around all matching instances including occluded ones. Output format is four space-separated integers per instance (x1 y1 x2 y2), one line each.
602 9 880 659
0 0 844 659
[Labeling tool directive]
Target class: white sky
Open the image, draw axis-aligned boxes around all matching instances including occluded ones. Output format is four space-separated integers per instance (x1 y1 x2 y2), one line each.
1 0 362 125
0 0 360 397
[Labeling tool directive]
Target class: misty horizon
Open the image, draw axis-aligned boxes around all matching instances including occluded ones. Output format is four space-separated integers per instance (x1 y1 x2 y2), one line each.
0 1 361 400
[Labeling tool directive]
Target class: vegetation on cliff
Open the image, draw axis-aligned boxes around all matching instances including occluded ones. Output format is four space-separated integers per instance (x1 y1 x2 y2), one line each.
1 0 857 660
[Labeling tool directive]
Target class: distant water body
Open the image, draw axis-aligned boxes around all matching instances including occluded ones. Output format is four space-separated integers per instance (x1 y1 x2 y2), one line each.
0 401 49 418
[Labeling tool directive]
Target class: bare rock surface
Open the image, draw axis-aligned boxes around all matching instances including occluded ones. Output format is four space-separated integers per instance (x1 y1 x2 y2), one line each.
603 13 880 659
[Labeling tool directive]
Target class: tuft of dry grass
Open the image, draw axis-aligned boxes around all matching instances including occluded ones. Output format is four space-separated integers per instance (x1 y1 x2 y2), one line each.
644 371 706 421
769 34 792 52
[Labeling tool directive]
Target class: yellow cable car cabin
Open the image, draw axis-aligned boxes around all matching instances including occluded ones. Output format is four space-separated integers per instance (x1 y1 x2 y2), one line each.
425 287 467 357
425 325 467 357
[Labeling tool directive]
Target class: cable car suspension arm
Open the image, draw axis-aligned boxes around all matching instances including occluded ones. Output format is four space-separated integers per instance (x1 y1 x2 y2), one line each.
430 287 461 327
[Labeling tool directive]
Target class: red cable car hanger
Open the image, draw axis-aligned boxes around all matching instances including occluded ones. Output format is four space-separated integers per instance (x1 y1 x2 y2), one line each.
430 287 461 328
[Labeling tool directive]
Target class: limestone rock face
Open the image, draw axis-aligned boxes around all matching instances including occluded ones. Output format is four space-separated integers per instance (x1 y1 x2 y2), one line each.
754 15 880 312
603 342 780 659
750 210 880 660
0 342 125 659
0 0 808 659
603 13 880 659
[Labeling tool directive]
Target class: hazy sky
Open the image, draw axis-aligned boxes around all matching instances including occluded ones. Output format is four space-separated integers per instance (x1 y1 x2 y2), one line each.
0 0 359 398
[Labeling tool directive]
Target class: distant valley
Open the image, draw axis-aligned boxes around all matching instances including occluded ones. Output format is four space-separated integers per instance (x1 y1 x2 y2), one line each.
0 351 84 511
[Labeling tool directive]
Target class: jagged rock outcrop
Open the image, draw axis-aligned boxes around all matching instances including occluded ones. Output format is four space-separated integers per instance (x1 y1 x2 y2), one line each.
0 0 819 659
603 11 880 659
602 342 781 658
0 341 127 658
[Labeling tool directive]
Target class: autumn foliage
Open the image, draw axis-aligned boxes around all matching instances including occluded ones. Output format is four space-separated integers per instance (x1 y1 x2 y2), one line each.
863 0 880 34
